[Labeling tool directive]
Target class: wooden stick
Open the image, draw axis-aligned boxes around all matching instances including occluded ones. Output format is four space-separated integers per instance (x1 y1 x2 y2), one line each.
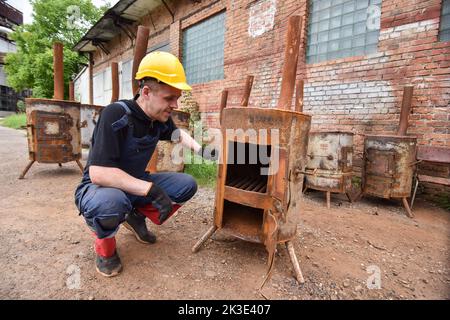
402 197 414 218
286 241 305 284
192 225 217 253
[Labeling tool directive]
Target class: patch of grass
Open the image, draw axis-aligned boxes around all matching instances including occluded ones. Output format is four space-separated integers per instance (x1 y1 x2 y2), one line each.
183 152 217 188
435 194 450 211
0 113 26 130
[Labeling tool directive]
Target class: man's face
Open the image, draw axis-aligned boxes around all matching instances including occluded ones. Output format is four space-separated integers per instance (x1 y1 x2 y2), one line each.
140 82 182 122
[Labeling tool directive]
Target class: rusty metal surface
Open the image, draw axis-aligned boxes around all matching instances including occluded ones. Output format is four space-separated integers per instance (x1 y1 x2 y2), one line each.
397 86 414 136
221 107 311 147
305 131 354 193
417 145 450 164
30 110 76 163
80 104 103 148
26 98 81 163
132 26 150 95
277 15 302 110
216 107 310 245
362 135 417 199
69 81 75 101
111 62 119 103
145 110 190 173
53 42 64 100
295 80 304 112
240 75 254 107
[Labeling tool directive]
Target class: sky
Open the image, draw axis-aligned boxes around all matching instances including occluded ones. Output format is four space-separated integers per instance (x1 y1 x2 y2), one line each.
5 0 120 24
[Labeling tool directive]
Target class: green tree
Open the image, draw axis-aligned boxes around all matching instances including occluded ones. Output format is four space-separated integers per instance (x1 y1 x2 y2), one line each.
4 0 108 99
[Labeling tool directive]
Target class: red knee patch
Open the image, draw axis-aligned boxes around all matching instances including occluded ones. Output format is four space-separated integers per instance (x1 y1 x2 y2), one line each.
136 204 181 225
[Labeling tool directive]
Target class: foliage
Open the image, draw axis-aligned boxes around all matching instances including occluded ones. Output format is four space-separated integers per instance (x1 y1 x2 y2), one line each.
4 0 108 99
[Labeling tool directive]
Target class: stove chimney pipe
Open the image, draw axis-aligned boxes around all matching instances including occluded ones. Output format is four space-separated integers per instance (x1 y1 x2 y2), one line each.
397 86 414 136
277 15 302 110
53 42 64 100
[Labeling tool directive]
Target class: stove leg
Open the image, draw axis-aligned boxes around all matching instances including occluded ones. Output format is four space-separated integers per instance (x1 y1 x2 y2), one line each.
346 192 353 203
75 160 84 173
286 241 305 284
326 191 331 209
192 225 217 253
402 197 414 218
18 160 35 179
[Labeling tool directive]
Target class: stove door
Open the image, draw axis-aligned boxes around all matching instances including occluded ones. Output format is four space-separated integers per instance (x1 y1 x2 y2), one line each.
31 110 74 163
363 148 396 198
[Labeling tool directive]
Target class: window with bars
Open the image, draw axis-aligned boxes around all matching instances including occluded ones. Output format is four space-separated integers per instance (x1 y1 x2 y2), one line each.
307 0 382 64
440 0 450 41
182 12 225 84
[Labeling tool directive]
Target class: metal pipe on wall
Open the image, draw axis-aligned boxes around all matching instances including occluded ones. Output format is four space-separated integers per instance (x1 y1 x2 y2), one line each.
69 81 74 101
111 62 119 103
132 26 150 95
397 86 414 136
220 90 228 125
53 42 64 100
295 79 304 112
240 75 254 107
89 52 94 105
277 15 302 110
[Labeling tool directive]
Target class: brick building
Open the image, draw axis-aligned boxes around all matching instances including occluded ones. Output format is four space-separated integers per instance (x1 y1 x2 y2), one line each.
74 0 450 198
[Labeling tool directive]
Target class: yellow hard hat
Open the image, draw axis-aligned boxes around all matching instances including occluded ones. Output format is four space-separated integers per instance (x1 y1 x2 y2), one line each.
135 51 192 91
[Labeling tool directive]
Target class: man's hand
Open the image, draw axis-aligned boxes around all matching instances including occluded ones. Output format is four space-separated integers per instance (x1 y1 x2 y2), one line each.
196 146 219 161
146 184 173 223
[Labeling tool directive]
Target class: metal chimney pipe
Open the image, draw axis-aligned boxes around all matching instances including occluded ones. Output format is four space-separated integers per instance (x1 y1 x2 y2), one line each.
220 89 228 125
240 75 254 107
277 16 302 110
89 52 94 105
295 79 304 112
397 86 414 136
69 81 74 101
132 26 150 95
53 42 64 100
111 62 119 103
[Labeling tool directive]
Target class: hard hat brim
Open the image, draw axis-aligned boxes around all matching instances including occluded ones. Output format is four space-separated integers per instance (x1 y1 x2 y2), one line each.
169 82 192 91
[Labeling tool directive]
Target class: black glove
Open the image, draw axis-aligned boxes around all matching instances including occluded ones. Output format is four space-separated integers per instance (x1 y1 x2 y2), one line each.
146 183 173 223
197 146 219 161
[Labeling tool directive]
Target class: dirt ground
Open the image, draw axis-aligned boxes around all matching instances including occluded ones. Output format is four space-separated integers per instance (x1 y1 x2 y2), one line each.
0 125 449 300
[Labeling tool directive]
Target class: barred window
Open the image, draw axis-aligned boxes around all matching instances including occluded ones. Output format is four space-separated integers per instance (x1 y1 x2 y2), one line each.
440 0 450 41
182 12 226 85
307 0 382 64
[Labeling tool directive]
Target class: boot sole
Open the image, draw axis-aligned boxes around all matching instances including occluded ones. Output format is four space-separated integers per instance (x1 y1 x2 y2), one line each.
122 222 156 245
95 265 122 278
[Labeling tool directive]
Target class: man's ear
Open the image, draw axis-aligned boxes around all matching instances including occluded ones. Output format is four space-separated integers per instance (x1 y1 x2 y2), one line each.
141 85 151 98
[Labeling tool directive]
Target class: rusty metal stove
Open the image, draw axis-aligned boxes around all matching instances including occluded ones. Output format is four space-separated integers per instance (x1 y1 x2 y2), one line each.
304 131 354 208
146 109 190 173
19 43 84 179
192 16 311 287
361 86 417 218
